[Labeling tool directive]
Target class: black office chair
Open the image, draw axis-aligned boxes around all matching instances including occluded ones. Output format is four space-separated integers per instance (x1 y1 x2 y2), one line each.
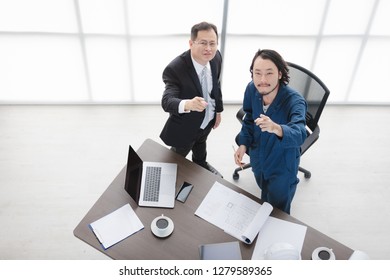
232 62 330 180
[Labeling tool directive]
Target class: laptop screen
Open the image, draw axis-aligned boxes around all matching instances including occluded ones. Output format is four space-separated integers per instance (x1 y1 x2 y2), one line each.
124 146 143 203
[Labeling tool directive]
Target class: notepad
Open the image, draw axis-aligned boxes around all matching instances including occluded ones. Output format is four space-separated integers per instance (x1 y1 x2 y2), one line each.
199 241 242 260
89 204 144 250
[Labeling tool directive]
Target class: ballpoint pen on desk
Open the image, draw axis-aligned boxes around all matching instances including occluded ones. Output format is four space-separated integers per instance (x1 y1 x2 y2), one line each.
232 145 244 170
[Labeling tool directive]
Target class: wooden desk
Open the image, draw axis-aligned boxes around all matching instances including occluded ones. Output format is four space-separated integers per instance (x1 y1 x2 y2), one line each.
73 139 353 260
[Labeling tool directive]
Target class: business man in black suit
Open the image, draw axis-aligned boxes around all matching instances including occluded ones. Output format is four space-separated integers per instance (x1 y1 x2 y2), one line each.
160 22 223 177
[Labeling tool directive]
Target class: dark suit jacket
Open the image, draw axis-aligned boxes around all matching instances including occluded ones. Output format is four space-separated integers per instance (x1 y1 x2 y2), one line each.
160 50 223 148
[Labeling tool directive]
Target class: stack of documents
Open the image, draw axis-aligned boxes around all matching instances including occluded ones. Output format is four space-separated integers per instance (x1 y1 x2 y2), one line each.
195 182 307 259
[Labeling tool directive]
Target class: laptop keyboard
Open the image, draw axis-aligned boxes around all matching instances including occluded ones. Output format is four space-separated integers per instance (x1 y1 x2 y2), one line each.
143 166 162 202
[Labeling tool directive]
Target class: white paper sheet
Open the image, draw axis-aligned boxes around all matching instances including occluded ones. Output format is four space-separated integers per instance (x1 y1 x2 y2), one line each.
251 216 307 259
241 202 273 243
89 204 144 250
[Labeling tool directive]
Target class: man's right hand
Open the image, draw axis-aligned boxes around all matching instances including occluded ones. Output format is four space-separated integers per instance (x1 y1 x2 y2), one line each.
184 97 208 112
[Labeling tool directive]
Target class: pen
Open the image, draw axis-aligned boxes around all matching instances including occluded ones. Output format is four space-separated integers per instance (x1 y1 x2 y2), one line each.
232 145 244 170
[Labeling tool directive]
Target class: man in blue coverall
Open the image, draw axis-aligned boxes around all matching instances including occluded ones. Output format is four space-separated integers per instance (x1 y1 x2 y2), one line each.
234 49 307 214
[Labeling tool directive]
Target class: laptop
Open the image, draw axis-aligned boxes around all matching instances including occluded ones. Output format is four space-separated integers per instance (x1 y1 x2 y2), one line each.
124 145 177 208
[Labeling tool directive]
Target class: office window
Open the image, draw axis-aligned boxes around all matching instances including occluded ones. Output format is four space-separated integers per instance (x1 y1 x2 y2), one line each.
0 0 389 104
227 0 326 35
313 38 361 103
323 0 374 35
126 0 224 35
78 0 126 35
371 0 390 35
0 36 87 102
349 39 390 103
0 0 77 33
85 37 131 102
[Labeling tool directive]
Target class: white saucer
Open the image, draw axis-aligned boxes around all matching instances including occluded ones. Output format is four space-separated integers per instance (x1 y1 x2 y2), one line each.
151 215 174 238
312 247 336 260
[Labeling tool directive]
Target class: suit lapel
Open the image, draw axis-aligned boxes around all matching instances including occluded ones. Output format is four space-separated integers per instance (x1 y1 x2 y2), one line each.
183 51 203 96
209 59 218 99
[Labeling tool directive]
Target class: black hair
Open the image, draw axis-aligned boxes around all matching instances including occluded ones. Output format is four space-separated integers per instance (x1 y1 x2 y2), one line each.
191 22 218 42
249 49 290 85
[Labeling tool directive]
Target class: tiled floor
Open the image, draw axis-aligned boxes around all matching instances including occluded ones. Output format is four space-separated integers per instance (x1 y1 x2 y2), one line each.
0 104 389 259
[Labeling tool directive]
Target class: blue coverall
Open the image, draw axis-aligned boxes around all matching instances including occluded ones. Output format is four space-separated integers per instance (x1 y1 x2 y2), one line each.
238 82 307 214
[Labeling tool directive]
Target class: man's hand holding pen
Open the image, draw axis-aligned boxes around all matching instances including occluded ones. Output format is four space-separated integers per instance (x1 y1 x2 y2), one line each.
233 145 246 169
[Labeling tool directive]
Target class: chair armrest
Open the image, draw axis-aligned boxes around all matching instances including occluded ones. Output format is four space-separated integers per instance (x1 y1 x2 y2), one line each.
301 125 320 155
236 108 246 124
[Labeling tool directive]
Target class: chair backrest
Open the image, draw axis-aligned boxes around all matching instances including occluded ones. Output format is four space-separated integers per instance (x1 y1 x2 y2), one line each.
287 62 330 132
